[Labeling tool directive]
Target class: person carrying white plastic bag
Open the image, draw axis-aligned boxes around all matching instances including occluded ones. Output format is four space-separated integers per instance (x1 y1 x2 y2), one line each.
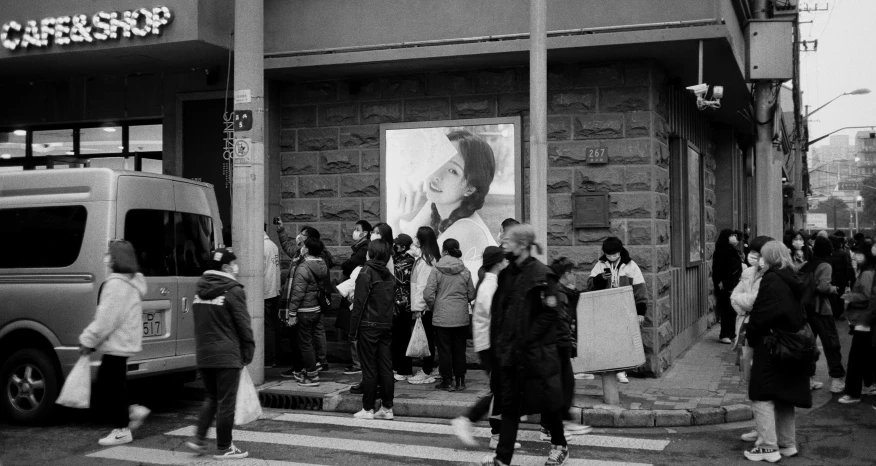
76 240 150 447
406 318 431 358
185 248 256 460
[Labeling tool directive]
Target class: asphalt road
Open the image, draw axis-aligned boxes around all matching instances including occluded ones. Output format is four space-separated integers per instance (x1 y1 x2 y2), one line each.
1 381 875 466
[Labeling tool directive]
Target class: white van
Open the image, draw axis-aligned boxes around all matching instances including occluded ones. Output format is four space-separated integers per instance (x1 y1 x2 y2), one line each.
0 168 223 423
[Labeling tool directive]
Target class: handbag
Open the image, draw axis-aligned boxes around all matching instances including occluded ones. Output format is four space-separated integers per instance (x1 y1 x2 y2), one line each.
769 323 820 372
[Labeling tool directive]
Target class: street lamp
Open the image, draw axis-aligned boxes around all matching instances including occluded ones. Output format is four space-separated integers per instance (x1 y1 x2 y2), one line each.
806 126 876 150
807 88 872 119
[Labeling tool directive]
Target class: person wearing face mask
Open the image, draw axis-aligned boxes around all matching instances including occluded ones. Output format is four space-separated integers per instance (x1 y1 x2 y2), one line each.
828 235 855 320
79 240 149 447
837 244 876 404
372 222 396 275
730 236 774 444
338 220 372 376
391 234 417 381
586 237 648 384
714 229 745 344
485 224 568 466
408 226 442 385
187 248 255 460
783 229 811 266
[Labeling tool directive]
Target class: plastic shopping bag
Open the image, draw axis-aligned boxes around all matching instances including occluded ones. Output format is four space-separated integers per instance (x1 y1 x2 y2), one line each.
406 317 432 358
234 366 263 425
56 356 91 409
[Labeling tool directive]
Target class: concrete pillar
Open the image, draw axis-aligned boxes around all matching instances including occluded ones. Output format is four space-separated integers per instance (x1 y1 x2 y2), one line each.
233 0 266 384
529 0 548 260
753 0 782 239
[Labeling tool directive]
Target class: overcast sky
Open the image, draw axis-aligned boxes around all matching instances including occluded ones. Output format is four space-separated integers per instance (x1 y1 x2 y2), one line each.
800 0 876 147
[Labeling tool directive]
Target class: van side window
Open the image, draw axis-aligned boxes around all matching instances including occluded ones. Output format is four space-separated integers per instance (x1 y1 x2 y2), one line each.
0 206 87 268
125 209 175 277
175 213 214 277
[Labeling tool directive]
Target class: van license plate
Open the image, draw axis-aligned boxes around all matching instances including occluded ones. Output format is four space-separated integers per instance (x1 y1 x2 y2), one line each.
142 312 162 337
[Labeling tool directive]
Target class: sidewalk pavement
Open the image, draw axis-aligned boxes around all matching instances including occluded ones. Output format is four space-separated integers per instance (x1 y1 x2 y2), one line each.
257 325 845 428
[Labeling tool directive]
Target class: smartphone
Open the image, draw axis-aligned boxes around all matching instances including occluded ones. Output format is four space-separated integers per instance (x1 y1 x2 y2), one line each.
273 216 282 225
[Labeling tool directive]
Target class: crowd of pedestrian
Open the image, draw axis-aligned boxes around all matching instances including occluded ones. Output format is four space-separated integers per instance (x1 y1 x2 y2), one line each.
718 227 876 462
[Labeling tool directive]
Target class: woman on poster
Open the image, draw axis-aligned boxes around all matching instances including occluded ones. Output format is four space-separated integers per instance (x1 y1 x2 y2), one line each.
397 130 497 279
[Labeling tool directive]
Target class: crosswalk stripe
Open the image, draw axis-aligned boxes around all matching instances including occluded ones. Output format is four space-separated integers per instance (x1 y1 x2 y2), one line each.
86 445 320 465
271 412 670 451
166 426 654 466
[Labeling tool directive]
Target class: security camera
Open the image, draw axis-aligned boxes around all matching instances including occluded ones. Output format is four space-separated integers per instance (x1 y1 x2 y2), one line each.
686 83 709 96
712 86 724 99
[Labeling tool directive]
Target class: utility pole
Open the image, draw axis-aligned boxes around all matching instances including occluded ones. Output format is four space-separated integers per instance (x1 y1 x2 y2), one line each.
233 0 266 384
753 0 782 239
529 0 547 262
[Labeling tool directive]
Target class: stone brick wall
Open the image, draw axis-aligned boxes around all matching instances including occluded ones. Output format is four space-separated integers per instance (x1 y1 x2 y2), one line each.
704 151 718 321
275 60 679 375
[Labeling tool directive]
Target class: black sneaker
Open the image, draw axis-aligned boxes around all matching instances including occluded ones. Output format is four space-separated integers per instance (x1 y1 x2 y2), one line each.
185 438 208 456
349 384 364 395
545 445 569 466
344 366 362 375
280 369 298 378
317 362 329 372
298 376 320 387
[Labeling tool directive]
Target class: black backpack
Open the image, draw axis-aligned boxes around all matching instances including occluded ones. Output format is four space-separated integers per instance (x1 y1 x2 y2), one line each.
796 263 817 315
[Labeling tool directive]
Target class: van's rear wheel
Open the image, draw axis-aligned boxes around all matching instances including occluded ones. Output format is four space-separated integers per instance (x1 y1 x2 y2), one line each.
0 348 59 424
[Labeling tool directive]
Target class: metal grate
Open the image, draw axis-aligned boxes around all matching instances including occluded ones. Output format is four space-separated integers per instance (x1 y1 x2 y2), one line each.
669 266 706 336
259 392 324 411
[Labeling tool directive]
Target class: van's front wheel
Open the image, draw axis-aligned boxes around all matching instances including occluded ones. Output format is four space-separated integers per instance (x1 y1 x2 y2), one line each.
0 348 59 424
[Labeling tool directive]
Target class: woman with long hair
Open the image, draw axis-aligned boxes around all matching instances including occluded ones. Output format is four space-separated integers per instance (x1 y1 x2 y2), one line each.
423 238 476 391
371 222 395 273
783 229 811 266
713 229 744 343
79 240 150 446
401 130 498 280
407 226 442 384
838 243 876 404
743 241 811 462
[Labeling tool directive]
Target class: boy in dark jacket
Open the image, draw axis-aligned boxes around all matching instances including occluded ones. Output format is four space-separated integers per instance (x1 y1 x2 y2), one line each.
391 234 416 380
339 220 372 375
187 248 255 460
282 237 329 386
349 239 396 420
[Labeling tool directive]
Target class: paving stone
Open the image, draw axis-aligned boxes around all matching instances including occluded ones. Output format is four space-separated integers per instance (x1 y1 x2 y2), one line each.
723 404 753 422
616 410 655 427
654 410 692 427
582 409 620 427
691 407 725 425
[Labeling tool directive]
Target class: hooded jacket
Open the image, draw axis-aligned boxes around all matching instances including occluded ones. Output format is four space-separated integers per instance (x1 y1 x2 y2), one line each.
287 258 329 313
79 273 148 357
192 271 255 369
349 260 395 338
586 248 648 315
746 266 812 408
424 255 476 328
342 237 370 278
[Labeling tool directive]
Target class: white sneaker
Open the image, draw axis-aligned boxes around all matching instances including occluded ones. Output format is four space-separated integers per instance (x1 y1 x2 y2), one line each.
394 374 409 381
98 428 133 446
616 372 629 384
838 395 861 404
489 435 521 449
451 416 477 446
353 408 375 419
719 337 733 344
744 447 781 462
374 406 394 420
128 404 150 431
863 385 876 396
830 378 846 394
779 446 798 457
408 370 436 385
810 378 823 390
740 430 759 442
213 443 248 460
563 421 592 436
573 373 595 380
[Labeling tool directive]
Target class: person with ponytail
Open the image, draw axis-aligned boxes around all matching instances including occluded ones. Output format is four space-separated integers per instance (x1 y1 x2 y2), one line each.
423 238 476 392
407 226 442 385
401 130 498 281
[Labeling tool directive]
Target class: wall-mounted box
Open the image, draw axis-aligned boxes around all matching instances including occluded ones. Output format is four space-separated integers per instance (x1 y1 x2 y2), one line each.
745 19 793 81
573 192 610 228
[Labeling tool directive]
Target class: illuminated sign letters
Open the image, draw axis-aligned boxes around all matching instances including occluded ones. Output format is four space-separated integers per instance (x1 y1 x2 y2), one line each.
2 6 172 51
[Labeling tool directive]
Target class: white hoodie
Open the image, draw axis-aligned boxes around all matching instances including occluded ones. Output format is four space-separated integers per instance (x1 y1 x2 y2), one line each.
79 273 148 357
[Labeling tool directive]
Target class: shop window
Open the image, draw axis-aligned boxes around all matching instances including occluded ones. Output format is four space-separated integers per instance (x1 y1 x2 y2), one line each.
125 209 175 277
670 138 705 267
0 206 88 268
80 126 122 154
129 124 163 152
33 129 74 157
175 212 214 277
0 131 27 160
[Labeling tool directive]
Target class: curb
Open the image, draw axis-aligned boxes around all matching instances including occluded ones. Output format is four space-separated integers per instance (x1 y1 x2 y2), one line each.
257 386 753 428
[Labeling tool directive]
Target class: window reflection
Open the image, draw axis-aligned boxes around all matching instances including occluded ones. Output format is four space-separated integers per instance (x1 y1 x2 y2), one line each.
33 129 74 157
80 126 122 154
129 125 162 152
0 131 27 160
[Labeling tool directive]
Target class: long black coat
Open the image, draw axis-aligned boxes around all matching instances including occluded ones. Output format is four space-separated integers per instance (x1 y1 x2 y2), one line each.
712 244 743 298
747 267 812 408
491 257 563 415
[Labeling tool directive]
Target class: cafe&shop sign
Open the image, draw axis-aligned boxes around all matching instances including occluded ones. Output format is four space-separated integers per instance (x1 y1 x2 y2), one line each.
2 6 172 51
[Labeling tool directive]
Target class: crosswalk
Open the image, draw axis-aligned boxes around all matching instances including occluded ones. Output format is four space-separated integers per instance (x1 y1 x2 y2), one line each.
85 411 670 466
